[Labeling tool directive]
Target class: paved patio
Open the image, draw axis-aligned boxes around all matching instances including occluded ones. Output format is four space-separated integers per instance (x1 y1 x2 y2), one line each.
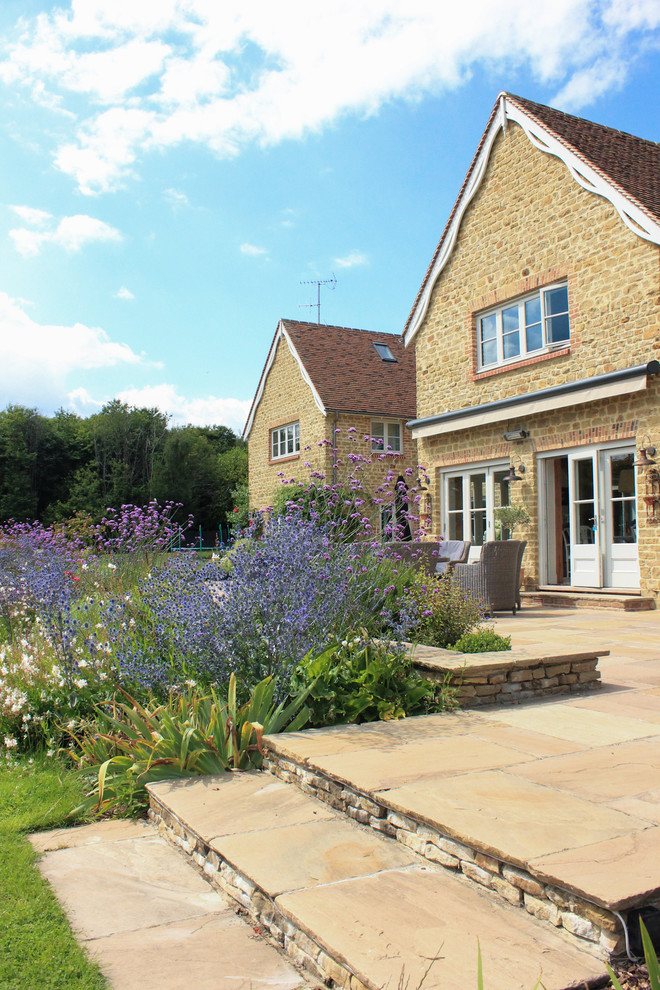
31 605 660 990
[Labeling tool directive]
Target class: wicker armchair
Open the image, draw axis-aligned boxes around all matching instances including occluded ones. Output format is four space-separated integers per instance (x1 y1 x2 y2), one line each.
435 539 471 576
453 540 526 615
384 541 442 575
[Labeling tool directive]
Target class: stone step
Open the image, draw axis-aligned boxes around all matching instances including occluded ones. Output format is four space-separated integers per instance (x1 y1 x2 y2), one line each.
521 590 655 610
263 709 660 960
147 772 608 990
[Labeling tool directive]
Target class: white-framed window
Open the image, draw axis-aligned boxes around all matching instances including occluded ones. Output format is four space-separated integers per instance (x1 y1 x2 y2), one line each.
442 462 511 546
271 421 300 460
371 420 402 453
477 282 569 371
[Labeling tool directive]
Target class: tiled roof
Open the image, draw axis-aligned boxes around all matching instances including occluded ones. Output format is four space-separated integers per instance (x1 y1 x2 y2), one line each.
282 319 416 418
404 93 660 336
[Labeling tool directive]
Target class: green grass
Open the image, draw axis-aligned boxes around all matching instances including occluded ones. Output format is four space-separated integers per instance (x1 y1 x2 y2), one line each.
0 755 107 990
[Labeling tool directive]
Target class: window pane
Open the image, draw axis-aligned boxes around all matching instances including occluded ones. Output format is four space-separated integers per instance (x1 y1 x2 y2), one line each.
577 502 596 544
526 323 543 351
448 512 464 540
481 337 497 365
612 500 636 544
371 422 384 450
547 313 570 343
525 297 541 325
576 459 594 501
448 477 463 512
470 474 486 510
502 306 519 333
387 423 402 452
480 314 496 340
545 285 568 316
503 330 520 359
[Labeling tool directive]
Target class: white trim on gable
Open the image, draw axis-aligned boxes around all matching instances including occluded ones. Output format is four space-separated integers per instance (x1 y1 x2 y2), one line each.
404 93 660 348
242 321 326 440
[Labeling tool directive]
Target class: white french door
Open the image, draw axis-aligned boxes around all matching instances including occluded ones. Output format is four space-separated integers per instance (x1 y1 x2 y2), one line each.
444 463 510 546
544 445 639 590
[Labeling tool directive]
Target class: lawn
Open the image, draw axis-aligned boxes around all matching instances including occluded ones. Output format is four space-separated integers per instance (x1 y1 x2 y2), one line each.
0 754 107 990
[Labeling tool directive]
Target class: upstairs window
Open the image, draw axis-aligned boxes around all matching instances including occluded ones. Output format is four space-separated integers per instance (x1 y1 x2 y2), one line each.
371 421 402 453
477 282 569 371
271 421 299 460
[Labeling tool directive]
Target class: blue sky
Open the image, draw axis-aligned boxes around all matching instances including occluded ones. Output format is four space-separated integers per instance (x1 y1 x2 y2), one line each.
0 1 659 435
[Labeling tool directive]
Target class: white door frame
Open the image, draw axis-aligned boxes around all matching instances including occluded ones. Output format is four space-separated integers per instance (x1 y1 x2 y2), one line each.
538 441 639 589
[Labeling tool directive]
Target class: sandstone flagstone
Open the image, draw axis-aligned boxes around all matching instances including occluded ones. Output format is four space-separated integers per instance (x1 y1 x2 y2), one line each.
212 817 418 896
148 771 334 840
276 865 607 990
380 770 648 869
479 702 660 745
307 734 532 792
529 827 660 910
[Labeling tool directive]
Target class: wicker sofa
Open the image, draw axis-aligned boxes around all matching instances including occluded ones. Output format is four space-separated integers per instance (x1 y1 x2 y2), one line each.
453 540 526 615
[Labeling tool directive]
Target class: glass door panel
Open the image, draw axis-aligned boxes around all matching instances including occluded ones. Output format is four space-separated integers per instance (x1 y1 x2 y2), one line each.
447 476 464 540
469 473 487 546
603 450 639 589
568 451 600 587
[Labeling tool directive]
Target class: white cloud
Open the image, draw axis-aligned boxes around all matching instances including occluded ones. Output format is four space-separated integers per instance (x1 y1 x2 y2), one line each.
240 242 268 257
0 291 146 411
334 251 368 268
0 1 655 193
96 383 251 431
10 205 52 226
9 212 122 256
114 286 135 300
164 187 189 206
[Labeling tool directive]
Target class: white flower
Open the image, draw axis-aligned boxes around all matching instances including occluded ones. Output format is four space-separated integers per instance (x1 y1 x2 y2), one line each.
73 678 87 689
77 659 88 669
3 737 17 749
108 563 117 570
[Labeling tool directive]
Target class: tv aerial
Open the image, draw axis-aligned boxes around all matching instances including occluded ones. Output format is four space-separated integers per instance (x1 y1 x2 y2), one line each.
299 274 337 323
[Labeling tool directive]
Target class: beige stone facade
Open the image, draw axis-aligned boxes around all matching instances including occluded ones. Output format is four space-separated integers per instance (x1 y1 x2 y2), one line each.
407 102 660 599
245 325 418 534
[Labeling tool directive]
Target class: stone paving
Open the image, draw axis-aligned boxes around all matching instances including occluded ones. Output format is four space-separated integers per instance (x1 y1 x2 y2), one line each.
30 605 660 990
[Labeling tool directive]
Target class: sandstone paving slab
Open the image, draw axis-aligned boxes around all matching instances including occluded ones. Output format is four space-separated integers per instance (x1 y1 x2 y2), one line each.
36 833 227 939
479 703 660 746
29 819 151 853
85 913 308 990
469 722 588 758
212 817 419 896
307 735 532 793
275 865 608 990
610 789 660 825
147 771 334 840
379 770 649 869
414 647 607 676
570 687 660 723
265 710 484 762
511 738 660 802
528 827 660 910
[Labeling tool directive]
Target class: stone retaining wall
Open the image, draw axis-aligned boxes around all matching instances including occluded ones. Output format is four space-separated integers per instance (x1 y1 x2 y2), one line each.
263 748 623 959
412 652 602 707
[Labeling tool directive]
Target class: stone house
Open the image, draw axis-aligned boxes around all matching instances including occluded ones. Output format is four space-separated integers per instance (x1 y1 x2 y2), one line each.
405 91 660 603
244 319 419 535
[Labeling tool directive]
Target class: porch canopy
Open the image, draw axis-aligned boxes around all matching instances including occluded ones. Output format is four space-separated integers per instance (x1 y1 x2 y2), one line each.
408 361 660 439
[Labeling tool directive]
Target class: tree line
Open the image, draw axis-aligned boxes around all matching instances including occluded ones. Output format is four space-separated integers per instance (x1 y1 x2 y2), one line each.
0 400 247 535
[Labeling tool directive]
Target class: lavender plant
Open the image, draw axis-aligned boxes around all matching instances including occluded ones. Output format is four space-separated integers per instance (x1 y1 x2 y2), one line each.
94 500 194 561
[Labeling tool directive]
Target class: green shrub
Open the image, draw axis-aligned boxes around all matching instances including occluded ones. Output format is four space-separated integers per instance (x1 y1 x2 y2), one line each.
451 629 511 653
291 637 455 728
71 673 312 817
403 575 484 649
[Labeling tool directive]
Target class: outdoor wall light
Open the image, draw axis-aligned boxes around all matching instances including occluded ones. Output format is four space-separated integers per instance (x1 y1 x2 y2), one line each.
503 462 526 483
503 429 530 442
633 436 657 469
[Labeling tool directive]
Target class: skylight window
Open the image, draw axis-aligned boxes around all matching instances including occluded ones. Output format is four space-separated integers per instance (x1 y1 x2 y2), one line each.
373 342 397 362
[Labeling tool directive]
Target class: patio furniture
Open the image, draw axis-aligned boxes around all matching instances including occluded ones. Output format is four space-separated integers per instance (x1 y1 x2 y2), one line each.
434 539 471 576
453 540 526 615
384 541 442 575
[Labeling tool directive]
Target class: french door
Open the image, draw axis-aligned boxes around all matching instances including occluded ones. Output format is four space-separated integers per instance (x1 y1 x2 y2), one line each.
444 463 510 546
548 446 638 589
